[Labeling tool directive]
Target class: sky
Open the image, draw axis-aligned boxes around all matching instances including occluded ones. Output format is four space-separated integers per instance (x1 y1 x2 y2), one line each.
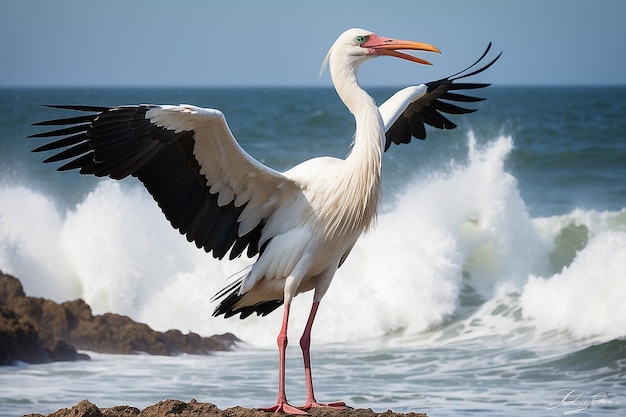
1 0 625 87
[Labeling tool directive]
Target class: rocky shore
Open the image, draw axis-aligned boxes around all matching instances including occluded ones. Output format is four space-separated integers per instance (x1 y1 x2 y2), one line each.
3 272 428 417
24 399 428 417
0 271 239 365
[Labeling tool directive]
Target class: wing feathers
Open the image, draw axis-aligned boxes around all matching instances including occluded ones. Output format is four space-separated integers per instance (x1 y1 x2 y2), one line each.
32 114 96 126
438 91 485 103
41 141 92 163
431 100 478 115
30 104 296 261
29 123 91 138
384 44 501 151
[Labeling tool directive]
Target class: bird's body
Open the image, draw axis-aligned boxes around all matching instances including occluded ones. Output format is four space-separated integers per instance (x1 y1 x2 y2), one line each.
30 28 499 414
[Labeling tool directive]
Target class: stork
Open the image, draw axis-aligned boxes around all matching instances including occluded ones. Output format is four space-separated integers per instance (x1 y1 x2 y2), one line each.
30 28 500 414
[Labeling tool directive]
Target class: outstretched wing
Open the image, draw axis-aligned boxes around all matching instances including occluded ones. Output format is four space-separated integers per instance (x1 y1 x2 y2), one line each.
29 104 300 260
381 43 501 151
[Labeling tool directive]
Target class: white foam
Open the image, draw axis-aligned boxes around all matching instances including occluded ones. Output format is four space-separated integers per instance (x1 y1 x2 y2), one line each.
0 186 77 300
521 229 626 340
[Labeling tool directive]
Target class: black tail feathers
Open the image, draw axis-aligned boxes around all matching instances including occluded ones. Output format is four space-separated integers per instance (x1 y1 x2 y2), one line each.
211 276 284 319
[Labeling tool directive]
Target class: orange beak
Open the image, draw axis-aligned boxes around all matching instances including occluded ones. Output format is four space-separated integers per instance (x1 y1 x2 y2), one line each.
361 34 441 65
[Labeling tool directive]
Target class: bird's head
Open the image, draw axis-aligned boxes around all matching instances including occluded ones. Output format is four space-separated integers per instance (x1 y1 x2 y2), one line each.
321 28 441 76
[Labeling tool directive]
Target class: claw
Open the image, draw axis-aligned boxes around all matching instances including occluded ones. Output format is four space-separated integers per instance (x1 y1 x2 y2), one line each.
260 401 309 415
298 401 350 411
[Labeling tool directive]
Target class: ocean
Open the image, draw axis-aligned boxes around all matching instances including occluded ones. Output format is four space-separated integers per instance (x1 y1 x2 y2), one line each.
0 86 625 417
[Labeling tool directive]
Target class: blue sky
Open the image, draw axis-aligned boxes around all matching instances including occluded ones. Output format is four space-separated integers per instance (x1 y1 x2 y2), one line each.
1 0 625 87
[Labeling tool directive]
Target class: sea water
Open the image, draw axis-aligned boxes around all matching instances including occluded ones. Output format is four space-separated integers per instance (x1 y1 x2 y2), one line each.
0 86 625 416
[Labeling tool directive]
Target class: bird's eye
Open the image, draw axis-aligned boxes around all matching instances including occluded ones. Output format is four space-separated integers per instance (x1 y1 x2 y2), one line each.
355 35 368 45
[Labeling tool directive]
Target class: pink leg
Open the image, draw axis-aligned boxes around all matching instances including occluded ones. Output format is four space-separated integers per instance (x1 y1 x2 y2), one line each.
260 302 307 415
298 301 347 411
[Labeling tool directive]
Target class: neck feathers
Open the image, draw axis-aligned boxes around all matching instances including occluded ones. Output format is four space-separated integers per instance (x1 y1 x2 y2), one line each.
320 53 384 240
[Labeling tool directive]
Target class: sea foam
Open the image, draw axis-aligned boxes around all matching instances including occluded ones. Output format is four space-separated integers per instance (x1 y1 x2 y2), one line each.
522 220 626 340
1 134 624 348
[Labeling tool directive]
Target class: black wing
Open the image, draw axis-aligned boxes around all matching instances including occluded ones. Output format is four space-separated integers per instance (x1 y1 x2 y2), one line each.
385 43 501 151
29 105 267 261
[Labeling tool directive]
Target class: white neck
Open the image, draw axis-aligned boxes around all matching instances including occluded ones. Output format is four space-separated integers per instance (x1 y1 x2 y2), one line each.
321 53 384 238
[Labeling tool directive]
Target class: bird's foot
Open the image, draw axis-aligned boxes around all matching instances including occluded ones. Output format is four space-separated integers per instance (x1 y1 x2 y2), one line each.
299 401 350 411
260 401 309 415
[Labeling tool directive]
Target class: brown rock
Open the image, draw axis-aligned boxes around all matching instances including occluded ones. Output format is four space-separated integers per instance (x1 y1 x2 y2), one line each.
0 271 26 303
63 299 96 323
23 399 428 417
26 399 103 417
11 296 72 342
102 405 140 417
163 329 241 354
45 338 90 362
1 271 240 365
0 306 48 364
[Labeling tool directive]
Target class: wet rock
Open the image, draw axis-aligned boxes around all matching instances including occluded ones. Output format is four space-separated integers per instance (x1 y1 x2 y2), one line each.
0 271 240 365
0 306 48 365
26 399 103 417
23 399 429 417
45 338 90 362
0 270 26 302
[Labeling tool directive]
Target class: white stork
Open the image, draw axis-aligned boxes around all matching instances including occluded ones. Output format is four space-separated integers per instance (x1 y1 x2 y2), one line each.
30 28 499 414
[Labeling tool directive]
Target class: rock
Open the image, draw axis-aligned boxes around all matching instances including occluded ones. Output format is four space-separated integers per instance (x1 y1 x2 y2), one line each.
23 399 429 417
45 338 91 362
25 399 103 417
163 329 240 354
0 306 48 365
0 271 26 302
0 271 240 365
65 311 239 355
